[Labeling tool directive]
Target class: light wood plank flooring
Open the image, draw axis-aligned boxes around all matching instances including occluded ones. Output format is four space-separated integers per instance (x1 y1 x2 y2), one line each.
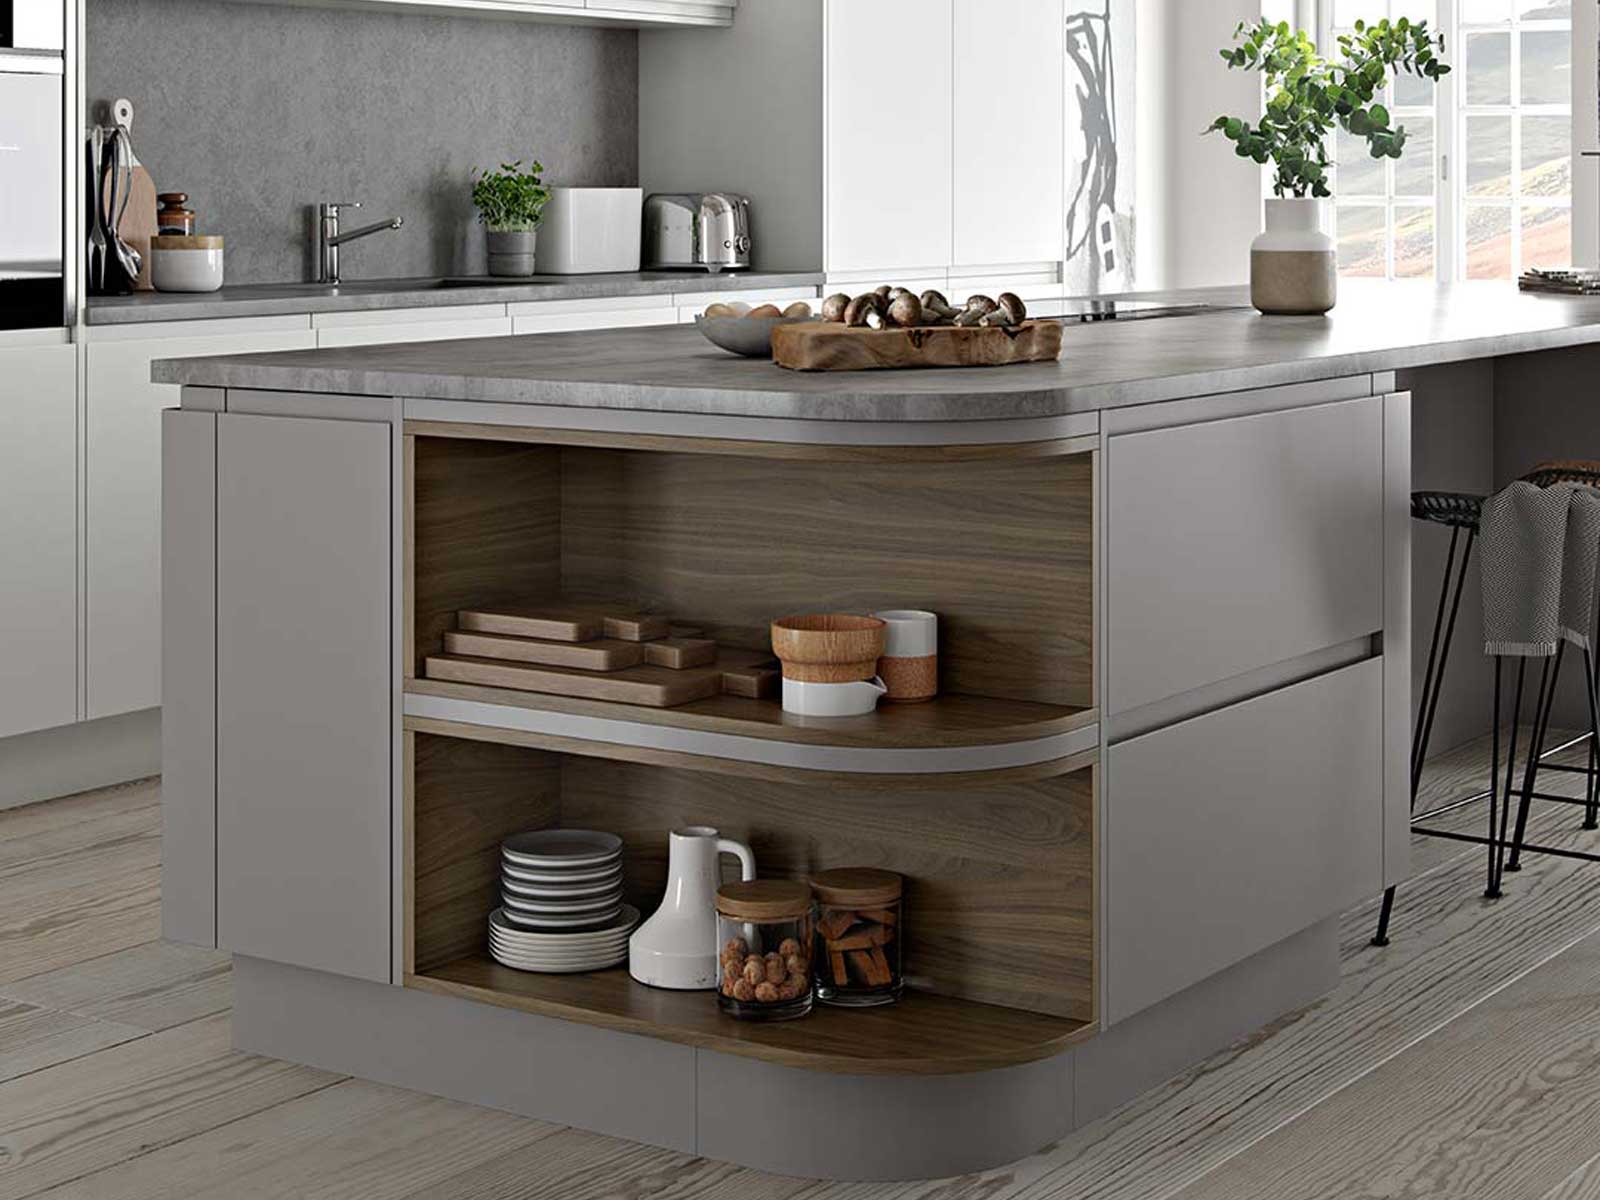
2 737 1600 1198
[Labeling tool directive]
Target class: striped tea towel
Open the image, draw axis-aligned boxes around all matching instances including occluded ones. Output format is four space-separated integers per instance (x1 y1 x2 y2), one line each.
1480 480 1600 657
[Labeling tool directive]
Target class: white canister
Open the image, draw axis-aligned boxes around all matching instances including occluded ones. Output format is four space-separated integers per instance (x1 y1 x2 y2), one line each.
872 610 938 702
534 187 643 274
149 235 224 293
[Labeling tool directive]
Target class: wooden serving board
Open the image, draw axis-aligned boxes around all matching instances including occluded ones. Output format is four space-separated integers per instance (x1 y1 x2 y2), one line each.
442 629 644 672
771 320 1062 372
423 653 724 707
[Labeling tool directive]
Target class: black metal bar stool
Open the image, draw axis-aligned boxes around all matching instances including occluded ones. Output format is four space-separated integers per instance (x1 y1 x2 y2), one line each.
1372 461 1600 946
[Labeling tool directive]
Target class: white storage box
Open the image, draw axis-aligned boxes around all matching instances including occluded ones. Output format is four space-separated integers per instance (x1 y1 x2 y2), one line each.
535 187 644 274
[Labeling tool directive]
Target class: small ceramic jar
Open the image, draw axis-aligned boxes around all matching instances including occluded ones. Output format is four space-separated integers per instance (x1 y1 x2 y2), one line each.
715 880 814 1021
156 193 196 235
872 610 938 703
149 235 224 293
811 868 903 1007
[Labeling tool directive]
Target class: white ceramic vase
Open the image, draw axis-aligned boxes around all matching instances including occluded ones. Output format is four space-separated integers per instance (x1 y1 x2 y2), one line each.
629 826 755 989
1251 197 1336 316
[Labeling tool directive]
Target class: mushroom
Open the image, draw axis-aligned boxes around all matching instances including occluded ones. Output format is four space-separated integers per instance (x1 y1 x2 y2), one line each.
920 289 960 322
821 292 851 322
873 284 893 302
954 295 996 327
980 293 1028 327
887 286 914 304
842 293 883 327
887 291 924 328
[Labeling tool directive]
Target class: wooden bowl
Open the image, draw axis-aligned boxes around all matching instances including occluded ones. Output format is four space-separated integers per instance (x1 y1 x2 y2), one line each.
770 613 886 683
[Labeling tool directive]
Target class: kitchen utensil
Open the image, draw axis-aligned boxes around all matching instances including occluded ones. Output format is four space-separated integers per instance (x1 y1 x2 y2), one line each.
643 192 752 272
502 829 622 869
500 889 624 915
629 826 756 990
695 314 814 358
149 234 223 292
769 614 886 683
86 126 107 293
780 676 888 717
487 904 639 973
489 905 638 944
535 187 643 274
872 609 938 702
99 127 141 291
771 320 1064 372
111 99 157 290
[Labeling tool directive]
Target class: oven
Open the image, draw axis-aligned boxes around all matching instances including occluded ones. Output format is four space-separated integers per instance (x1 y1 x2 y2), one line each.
0 2 65 330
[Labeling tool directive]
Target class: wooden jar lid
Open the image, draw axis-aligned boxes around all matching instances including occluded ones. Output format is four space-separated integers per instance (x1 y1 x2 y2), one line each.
810 867 903 908
151 234 223 250
716 879 812 921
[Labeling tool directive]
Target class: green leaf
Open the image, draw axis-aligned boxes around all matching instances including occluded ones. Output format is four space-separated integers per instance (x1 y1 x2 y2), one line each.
1370 103 1390 128
1224 116 1244 138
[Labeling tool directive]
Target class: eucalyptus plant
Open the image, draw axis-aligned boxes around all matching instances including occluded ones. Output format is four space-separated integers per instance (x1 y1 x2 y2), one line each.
471 160 552 232
1206 17 1449 199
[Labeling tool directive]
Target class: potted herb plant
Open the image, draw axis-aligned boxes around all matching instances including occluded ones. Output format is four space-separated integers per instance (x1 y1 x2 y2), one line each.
472 160 552 277
1207 18 1448 315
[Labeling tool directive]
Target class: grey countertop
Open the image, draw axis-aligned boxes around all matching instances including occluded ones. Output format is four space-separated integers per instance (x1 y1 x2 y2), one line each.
153 281 1600 422
87 269 824 325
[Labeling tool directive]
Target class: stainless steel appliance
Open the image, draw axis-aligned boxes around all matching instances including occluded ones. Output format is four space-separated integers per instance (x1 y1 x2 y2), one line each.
642 192 751 272
0 3 65 329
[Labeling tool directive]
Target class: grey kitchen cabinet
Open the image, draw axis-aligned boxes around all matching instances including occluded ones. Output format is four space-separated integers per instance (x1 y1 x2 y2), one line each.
1105 396 1386 717
1103 657 1385 1024
215 411 393 984
0 344 78 739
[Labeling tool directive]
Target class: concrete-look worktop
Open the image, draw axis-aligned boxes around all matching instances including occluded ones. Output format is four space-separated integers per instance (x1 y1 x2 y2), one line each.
154 280 1600 418
88 269 823 325
155 280 1600 1181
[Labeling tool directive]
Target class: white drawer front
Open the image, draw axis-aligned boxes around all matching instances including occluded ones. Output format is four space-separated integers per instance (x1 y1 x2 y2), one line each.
1107 396 1385 716
1104 658 1384 1024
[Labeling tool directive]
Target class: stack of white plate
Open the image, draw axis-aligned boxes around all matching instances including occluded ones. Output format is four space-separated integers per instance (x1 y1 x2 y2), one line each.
490 830 637 972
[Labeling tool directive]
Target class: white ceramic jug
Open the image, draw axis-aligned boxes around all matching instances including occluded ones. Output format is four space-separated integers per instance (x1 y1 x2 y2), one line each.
629 826 756 989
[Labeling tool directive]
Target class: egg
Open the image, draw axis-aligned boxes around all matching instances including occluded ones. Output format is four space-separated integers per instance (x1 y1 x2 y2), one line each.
746 303 782 320
783 301 813 319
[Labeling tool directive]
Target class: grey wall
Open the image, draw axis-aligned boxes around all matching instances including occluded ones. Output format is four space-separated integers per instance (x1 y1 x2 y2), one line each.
87 0 638 284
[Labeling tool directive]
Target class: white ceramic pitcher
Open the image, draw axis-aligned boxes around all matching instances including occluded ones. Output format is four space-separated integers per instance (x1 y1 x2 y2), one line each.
629 826 755 989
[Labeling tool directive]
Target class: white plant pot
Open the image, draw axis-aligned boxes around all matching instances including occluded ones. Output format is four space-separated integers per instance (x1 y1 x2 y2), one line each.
1251 197 1336 315
486 228 538 277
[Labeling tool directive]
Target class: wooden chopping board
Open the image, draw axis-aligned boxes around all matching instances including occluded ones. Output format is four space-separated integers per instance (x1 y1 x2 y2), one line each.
772 320 1062 371
423 653 725 707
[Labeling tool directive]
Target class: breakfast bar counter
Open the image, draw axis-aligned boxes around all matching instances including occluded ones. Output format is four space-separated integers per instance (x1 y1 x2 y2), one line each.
153 281 1600 1180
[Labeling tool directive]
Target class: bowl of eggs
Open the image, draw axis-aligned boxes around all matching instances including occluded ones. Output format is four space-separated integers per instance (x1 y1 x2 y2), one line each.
695 300 815 357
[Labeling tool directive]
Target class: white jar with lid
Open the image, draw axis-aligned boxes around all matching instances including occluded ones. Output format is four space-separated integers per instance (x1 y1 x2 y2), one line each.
150 235 224 293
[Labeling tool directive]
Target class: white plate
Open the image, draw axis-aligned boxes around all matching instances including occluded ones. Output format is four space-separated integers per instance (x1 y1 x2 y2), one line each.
501 862 624 887
501 890 624 915
490 944 627 973
500 905 623 931
489 905 639 944
489 939 631 963
500 875 623 901
501 830 622 869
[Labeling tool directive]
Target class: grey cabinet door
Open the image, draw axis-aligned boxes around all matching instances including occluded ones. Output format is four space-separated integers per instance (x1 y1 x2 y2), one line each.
215 412 392 984
1104 658 1384 1024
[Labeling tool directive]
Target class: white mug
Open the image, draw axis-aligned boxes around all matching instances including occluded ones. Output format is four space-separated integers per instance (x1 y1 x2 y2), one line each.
781 676 888 717
872 610 938 702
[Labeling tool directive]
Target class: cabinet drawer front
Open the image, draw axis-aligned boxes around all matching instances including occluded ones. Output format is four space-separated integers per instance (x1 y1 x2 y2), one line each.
216 413 392 985
1106 397 1385 716
1104 658 1384 1024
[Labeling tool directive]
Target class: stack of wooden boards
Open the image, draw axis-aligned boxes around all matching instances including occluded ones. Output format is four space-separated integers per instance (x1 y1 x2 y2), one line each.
423 608 781 708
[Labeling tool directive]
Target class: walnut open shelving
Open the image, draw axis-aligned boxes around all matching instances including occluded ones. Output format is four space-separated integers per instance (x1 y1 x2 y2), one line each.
407 956 1096 1075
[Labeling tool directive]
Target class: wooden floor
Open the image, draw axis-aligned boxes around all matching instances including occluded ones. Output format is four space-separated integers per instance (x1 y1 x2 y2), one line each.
4 733 1600 1198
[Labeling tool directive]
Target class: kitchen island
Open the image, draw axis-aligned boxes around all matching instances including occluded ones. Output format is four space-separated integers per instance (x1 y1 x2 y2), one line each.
154 281 1600 1180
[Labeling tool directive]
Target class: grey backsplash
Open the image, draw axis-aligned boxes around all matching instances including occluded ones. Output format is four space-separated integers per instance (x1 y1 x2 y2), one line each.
86 0 638 284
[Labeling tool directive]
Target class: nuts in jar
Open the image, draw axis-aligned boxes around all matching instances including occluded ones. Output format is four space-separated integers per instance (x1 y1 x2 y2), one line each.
810 868 904 1007
715 880 814 1021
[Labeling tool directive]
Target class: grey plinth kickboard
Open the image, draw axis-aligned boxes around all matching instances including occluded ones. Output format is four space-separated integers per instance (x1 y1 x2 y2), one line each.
229 918 1338 1182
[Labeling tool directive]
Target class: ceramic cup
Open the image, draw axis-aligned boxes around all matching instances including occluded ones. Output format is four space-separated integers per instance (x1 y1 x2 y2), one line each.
872 610 938 702
781 676 887 717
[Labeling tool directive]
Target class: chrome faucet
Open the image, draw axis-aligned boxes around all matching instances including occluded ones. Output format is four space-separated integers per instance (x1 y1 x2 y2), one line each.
317 202 404 284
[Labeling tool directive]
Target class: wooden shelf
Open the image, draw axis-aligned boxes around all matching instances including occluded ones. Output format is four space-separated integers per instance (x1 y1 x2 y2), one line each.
408 956 1095 1075
403 678 1099 779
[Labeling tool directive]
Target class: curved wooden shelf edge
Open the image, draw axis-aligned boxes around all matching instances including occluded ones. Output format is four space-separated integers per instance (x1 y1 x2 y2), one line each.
406 957 1096 1076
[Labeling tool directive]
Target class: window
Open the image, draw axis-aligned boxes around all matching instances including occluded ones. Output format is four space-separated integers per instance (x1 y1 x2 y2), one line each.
1314 0 1571 280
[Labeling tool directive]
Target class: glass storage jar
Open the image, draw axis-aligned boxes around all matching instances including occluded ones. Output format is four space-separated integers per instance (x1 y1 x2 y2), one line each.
715 880 814 1021
811 868 903 1006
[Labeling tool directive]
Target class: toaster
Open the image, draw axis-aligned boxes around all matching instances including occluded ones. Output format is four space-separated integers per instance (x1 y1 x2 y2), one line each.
642 193 752 272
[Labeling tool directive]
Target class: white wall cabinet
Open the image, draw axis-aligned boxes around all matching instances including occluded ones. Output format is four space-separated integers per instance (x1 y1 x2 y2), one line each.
83 319 316 720
824 1 953 275
952 0 1065 269
0 344 78 739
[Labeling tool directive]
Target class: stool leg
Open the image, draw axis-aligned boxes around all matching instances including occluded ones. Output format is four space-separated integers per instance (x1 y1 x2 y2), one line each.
1489 658 1526 900
1508 646 1562 872
1374 526 1475 947
1584 647 1600 830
